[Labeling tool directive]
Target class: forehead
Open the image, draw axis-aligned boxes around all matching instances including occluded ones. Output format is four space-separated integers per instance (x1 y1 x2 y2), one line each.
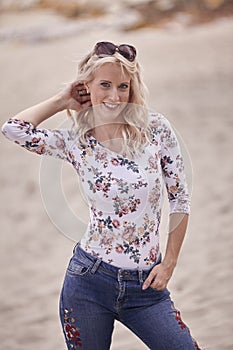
94 62 130 81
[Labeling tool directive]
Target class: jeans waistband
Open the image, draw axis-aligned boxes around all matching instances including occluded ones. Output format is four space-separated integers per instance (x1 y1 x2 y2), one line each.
73 244 161 283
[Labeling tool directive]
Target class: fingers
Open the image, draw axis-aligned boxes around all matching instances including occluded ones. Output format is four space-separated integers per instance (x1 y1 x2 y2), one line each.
69 98 92 113
71 83 91 105
142 267 158 290
142 265 169 291
150 279 166 291
78 88 88 97
81 100 92 109
71 84 86 98
76 84 89 97
71 82 87 94
66 83 91 112
79 94 91 105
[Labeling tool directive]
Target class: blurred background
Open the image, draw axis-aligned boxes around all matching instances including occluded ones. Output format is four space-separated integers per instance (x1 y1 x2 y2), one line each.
0 1 233 349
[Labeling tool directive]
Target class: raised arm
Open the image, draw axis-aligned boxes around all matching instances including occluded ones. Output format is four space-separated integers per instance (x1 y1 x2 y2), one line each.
1 82 91 159
11 82 91 127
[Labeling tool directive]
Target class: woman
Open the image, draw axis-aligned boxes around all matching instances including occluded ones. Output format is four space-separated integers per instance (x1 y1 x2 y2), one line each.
2 41 201 349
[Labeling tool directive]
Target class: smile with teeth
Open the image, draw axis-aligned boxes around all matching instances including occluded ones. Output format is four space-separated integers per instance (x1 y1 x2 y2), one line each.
103 102 120 110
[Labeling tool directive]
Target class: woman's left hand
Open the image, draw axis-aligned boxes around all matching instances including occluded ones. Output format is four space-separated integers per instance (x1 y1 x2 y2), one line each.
142 262 174 291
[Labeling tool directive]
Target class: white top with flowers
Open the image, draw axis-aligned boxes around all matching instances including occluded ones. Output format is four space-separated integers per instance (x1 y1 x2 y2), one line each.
2 113 190 269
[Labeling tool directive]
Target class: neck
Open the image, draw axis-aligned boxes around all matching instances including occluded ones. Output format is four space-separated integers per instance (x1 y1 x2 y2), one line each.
91 123 125 154
92 123 124 143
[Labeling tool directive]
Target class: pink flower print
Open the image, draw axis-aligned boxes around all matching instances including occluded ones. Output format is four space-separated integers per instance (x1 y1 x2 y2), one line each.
122 225 137 243
169 185 178 194
149 185 161 213
119 207 129 217
35 144 46 155
31 137 41 143
103 184 110 193
148 155 158 169
149 246 159 262
111 158 120 166
112 219 120 229
100 234 114 246
55 137 66 149
97 220 105 229
128 199 141 213
115 244 124 253
95 180 104 191
95 150 107 161
94 180 110 194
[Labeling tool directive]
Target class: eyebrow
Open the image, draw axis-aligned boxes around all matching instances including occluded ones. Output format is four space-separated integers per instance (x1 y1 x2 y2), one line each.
100 80 130 84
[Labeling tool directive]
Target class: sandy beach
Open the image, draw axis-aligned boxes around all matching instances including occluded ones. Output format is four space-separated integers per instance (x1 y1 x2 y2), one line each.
0 6 233 350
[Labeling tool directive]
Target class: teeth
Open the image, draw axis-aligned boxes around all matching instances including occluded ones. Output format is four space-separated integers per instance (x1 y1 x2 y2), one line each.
104 103 119 109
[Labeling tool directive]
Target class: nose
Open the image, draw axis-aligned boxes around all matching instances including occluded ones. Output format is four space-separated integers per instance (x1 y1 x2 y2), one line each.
108 87 120 102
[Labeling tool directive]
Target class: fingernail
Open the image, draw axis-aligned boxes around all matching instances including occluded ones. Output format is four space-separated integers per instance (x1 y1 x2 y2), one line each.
142 284 147 290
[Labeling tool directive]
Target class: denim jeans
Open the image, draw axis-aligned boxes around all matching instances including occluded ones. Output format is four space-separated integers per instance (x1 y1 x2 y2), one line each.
59 244 200 350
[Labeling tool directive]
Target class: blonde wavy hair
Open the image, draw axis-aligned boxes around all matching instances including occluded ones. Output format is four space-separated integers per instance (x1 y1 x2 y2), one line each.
69 44 151 158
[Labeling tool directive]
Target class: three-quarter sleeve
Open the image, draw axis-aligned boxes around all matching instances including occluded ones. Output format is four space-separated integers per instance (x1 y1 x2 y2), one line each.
154 114 191 215
1 118 71 161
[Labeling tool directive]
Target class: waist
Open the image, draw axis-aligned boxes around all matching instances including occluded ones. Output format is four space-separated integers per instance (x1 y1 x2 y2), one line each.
73 243 162 282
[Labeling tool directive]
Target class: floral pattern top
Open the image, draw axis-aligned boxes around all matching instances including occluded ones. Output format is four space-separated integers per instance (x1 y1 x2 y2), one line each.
2 113 190 269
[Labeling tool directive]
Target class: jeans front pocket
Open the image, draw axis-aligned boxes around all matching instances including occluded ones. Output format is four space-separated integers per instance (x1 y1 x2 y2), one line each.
146 286 170 302
67 258 90 277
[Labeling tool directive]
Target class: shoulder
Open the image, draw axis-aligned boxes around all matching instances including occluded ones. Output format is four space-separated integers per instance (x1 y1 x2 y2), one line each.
148 111 174 139
147 112 179 150
149 112 172 130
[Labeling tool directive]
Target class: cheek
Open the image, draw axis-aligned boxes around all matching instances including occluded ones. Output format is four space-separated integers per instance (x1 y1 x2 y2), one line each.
122 91 130 102
128 87 133 102
90 89 105 105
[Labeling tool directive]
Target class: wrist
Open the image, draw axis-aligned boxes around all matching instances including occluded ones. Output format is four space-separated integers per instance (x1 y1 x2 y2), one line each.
51 93 68 112
162 257 177 271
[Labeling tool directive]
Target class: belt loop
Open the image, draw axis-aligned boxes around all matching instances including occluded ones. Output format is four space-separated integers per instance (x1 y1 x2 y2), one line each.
90 258 102 274
118 269 122 283
138 269 143 284
72 242 78 254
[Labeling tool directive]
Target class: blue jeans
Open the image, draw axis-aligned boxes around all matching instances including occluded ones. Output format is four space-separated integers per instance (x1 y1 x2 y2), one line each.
59 244 200 350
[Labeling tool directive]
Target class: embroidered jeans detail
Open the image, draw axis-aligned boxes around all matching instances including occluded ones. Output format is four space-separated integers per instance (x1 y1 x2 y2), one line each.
170 301 201 350
63 308 82 349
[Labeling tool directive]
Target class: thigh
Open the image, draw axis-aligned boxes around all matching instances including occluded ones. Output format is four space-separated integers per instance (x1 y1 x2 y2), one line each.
59 260 115 350
121 289 200 350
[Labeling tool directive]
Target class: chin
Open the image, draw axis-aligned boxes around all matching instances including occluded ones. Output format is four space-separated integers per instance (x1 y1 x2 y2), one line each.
93 103 126 124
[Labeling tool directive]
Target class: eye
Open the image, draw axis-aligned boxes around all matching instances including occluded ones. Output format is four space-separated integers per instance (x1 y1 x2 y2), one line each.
119 83 129 90
100 82 110 88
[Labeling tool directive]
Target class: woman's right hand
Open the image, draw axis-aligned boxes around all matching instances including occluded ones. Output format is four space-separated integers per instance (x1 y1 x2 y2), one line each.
57 81 92 113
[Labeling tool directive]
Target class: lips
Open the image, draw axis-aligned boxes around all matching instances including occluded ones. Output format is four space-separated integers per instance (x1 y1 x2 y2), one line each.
103 102 120 110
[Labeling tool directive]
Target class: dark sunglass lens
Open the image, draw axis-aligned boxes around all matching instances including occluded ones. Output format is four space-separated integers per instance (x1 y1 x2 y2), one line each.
95 42 116 56
94 42 136 61
119 45 136 62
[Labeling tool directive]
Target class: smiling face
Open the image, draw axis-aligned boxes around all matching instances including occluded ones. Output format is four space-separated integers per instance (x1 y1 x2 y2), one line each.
86 62 131 125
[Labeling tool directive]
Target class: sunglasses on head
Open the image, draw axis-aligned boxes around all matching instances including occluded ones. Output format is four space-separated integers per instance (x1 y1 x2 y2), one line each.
94 41 137 62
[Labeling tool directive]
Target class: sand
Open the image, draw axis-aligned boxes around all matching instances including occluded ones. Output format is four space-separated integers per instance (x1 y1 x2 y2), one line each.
0 9 233 350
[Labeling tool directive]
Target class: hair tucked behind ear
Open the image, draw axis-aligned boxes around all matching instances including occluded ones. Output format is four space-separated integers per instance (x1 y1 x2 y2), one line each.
69 46 151 158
